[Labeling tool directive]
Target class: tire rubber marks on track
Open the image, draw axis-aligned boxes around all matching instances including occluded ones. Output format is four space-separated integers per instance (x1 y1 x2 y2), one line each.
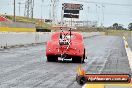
98 49 111 74
83 49 111 74
123 36 132 72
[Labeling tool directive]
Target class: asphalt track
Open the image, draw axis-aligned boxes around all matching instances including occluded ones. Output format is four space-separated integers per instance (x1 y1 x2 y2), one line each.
0 35 132 88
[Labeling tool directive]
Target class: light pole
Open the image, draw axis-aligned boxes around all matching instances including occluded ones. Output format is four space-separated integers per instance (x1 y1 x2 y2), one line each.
96 4 100 26
51 0 54 25
18 2 21 16
41 2 43 27
87 6 90 27
32 0 34 19
102 4 105 27
41 0 44 27
87 6 90 20
14 0 16 22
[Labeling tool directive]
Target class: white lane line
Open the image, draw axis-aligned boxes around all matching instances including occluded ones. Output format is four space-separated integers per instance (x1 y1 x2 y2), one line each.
98 49 111 74
123 36 132 72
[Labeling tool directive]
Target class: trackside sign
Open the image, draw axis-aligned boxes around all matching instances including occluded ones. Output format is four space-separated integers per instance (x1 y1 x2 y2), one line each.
62 3 83 10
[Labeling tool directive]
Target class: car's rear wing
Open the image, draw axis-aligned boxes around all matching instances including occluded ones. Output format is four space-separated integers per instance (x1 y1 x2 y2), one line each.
50 26 77 30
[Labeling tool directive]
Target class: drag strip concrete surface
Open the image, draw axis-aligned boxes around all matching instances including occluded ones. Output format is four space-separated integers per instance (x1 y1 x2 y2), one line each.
0 35 131 88
127 37 132 51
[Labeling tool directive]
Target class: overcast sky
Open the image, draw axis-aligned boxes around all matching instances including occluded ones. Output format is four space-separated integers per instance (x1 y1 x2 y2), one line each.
0 0 132 27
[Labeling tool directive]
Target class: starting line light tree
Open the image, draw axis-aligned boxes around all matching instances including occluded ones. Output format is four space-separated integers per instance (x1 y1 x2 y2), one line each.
62 3 83 19
61 3 83 26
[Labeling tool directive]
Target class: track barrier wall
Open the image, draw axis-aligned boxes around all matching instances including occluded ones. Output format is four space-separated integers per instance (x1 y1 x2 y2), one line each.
0 22 36 32
82 32 105 38
0 32 105 49
0 22 35 28
123 36 132 71
0 32 51 48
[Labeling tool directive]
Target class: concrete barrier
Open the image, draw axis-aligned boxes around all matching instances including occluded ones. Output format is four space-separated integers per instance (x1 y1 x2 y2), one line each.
0 22 35 28
82 32 105 38
123 36 132 72
0 32 104 49
0 27 36 32
0 22 36 32
0 32 51 48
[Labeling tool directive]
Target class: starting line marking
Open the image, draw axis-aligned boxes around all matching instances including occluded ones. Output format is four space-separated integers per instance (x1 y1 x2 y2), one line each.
123 36 132 72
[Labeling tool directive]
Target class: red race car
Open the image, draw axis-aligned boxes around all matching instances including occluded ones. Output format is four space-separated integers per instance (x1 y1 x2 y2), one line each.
46 27 86 63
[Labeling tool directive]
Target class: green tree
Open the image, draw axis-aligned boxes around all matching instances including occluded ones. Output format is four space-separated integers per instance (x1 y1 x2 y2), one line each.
113 23 118 29
128 23 132 30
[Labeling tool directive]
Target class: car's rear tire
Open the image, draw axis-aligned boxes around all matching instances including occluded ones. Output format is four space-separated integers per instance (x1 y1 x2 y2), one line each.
82 49 86 63
47 55 58 62
72 56 82 63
